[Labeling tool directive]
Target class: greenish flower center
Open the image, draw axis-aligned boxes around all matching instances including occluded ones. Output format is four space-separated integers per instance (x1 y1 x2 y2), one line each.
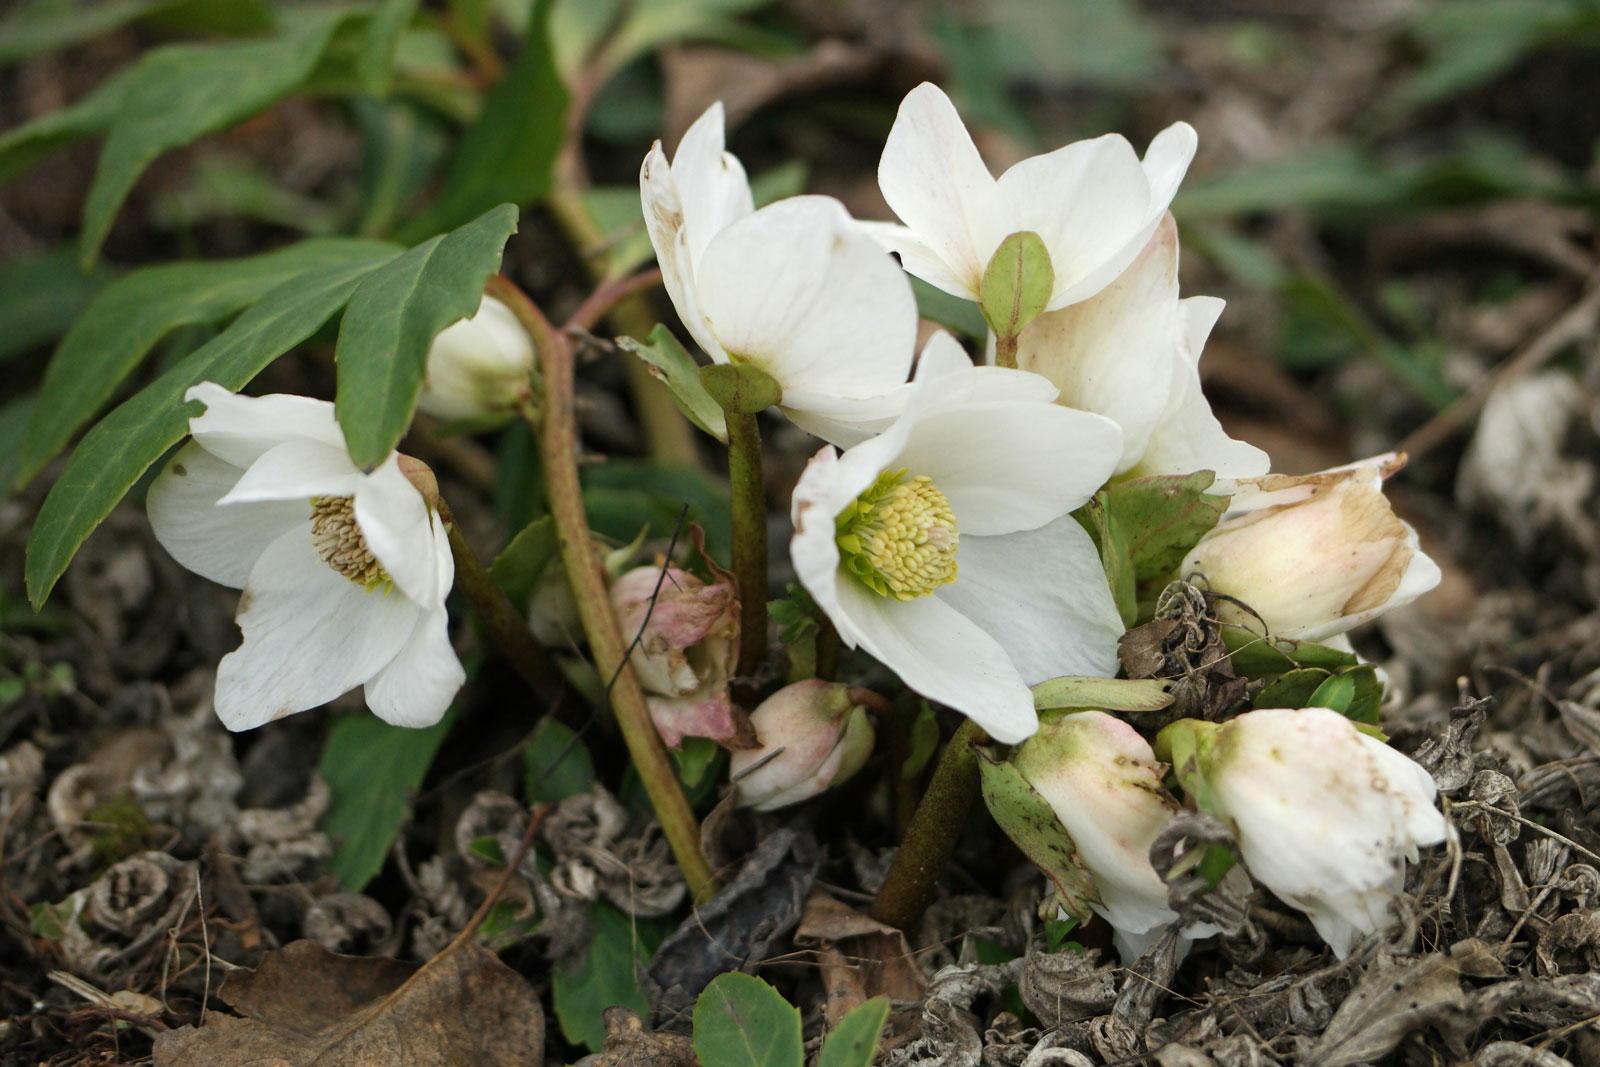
836 469 958 600
310 496 391 591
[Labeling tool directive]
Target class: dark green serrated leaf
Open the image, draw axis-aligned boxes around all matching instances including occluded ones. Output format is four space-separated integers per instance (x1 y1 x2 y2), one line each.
321 709 455 891
1223 629 1359 679
693 972 804 1067
334 204 517 470
395 0 566 241
554 902 655 1053
1102 471 1227 584
522 716 595 804
0 65 131 186
80 10 350 265
24 253 395 608
818 997 890 1067
976 748 1098 923
979 230 1053 339
1072 498 1136 628
16 238 394 489
490 515 558 607
617 326 727 441
0 248 111 363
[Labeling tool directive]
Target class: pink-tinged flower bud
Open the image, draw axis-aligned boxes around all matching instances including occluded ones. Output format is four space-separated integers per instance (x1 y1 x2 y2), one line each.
728 681 875 811
1010 711 1182 959
418 295 535 420
1202 707 1448 958
610 564 742 749
1180 458 1440 643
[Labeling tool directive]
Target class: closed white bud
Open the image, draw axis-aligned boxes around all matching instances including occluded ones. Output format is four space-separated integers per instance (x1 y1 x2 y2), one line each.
418 295 535 420
1203 707 1448 958
729 681 874 811
1181 460 1440 643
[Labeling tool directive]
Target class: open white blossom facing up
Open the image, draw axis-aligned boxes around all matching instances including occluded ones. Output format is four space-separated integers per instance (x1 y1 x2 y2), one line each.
790 333 1125 743
641 103 918 446
866 82 1196 314
147 383 464 731
1200 708 1449 958
1010 215 1269 480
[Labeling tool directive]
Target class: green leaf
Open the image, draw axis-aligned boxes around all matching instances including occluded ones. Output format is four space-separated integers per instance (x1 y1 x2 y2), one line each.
553 902 655 1053
818 997 890 1067
902 701 939 780
1152 718 1222 816
1072 498 1136 628
911 275 988 340
0 0 276 64
1251 667 1328 711
490 515 558 607
699 362 781 415
0 248 111 362
978 230 1053 339
334 204 518 470
1223 629 1359 679
692 972 804 1067
1307 672 1355 713
24 253 395 608
673 735 721 792
395 0 566 242
15 238 394 489
80 10 350 266
522 716 595 804
1101 472 1227 585
0 65 131 186
320 709 455 891
976 748 1099 924
356 0 418 96
1031 676 1174 713
617 326 728 441
581 459 733 564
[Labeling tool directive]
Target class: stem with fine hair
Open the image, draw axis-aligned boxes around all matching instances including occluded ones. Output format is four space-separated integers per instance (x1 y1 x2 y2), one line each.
488 274 719 903
725 411 768 695
870 718 987 930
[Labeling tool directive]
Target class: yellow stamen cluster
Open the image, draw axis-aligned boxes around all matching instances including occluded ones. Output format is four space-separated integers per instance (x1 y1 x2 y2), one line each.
836 470 958 600
309 496 390 590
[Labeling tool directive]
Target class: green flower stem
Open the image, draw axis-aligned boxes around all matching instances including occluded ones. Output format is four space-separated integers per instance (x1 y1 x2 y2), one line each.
438 502 576 726
993 332 1019 369
870 718 987 929
489 274 719 904
726 410 768 695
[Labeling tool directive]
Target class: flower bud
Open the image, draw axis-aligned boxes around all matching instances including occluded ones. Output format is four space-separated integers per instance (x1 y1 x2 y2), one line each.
1010 711 1181 959
417 295 535 420
1179 459 1440 643
610 564 741 749
728 681 874 811
1200 707 1448 958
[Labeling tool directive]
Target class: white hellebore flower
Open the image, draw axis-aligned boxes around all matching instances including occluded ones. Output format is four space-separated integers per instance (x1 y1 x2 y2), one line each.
867 82 1196 313
417 294 535 420
147 383 465 731
1180 457 1442 643
1011 711 1186 960
1203 708 1448 958
790 332 1126 744
641 102 918 445
1011 215 1269 480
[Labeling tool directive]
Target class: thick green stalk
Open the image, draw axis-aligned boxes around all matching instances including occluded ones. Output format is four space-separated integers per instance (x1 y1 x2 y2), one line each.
490 275 718 903
725 411 768 692
870 718 987 930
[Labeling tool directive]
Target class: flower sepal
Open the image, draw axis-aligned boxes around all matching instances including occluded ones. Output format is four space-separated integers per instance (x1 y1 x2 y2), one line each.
976 744 1100 923
979 230 1054 351
699 360 783 414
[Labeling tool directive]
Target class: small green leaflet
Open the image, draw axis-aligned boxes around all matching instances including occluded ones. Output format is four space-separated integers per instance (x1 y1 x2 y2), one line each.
817 998 890 1067
616 326 728 442
692 972 803 1067
521 717 595 804
553 902 656 1053
334 204 518 471
976 748 1098 924
24 253 396 608
978 230 1053 340
1100 471 1227 584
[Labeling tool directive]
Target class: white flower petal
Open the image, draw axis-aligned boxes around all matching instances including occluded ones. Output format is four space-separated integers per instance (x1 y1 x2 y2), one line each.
779 386 912 448
214 527 422 730
218 439 365 505
352 458 443 606
1140 122 1199 222
790 446 873 632
695 196 916 398
877 83 996 299
146 442 304 589
833 575 1038 743
937 518 1125 681
185 383 344 468
672 101 754 266
363 603 464 727
896 401 1121 536
640 143 728 363
858 221 977 302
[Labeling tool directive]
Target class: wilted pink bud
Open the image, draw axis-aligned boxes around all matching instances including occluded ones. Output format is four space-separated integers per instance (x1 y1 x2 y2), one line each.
610 564 741 749
728 681 875 811
1181 458 1440 643
1011 711 1182 959
1200 707 1448 958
